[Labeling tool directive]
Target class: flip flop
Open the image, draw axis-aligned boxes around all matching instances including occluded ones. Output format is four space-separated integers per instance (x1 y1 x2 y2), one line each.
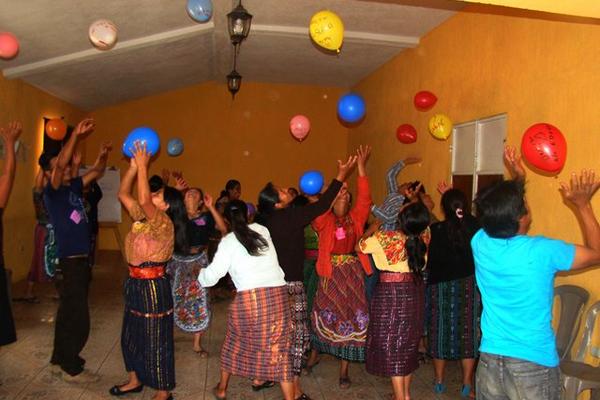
251 380 275 391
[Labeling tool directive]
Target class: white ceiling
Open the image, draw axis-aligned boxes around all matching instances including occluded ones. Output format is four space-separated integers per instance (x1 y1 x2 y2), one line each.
0 0 461 111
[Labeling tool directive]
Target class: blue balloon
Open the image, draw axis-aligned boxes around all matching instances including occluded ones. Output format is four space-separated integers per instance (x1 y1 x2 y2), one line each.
122 127 160 158
299 170 324 196
167 138 184 157
337 93 366 123
187 0 213 23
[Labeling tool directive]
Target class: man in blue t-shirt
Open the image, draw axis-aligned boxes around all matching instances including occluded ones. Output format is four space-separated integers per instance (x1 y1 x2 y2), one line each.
44 118 112 383
472 147 600 400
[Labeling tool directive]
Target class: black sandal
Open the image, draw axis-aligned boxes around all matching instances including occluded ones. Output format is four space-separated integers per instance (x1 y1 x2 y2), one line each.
108 384 143 396
251 380 275 391
339 377 351 389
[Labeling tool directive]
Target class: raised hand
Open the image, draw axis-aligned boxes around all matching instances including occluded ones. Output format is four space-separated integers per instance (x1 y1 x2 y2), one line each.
437 180 452 195
356 145 371 176
161 168 170 184
174 176 189 191
99 141 113 157
504 145 526 180
559 170 600 209
0 121 22 144
131 141 151 169
204 193 214 209
73 118 95 137
336 155 358 182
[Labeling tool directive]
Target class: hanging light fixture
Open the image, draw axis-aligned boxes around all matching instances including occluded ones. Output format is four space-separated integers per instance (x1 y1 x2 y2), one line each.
227 0 252 45
227 43 242 98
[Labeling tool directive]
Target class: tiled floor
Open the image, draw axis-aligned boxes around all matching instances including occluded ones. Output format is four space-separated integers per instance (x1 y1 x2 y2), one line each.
0 251 467 399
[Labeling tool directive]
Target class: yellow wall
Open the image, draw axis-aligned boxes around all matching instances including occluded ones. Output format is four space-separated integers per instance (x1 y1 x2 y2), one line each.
456 0 600 19
0 75 85 281
349 8 600 367
88 81 349 250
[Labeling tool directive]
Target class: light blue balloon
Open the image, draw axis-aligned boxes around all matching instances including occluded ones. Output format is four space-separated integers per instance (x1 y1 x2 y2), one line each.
122 127 160 158
337 93 366 124
187 0 213 23
299 170 324 196
167 138 184 157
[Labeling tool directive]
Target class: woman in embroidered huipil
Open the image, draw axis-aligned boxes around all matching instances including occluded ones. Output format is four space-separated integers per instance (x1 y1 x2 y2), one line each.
111 143 188 400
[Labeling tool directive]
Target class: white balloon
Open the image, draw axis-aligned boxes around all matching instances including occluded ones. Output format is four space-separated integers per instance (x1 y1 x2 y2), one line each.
89 19 118 50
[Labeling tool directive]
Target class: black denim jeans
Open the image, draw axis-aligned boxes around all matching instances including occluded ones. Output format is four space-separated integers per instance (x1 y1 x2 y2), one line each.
50 257 91 376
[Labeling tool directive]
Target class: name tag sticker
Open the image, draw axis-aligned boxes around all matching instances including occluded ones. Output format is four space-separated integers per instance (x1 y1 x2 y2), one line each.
194 218 206 226
335 227 346 240
70 210 82 224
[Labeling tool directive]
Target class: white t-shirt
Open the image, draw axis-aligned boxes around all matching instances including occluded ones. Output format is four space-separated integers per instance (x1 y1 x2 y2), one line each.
198 223 287 291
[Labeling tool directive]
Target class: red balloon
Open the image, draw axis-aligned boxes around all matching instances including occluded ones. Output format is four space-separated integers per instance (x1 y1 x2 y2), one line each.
521 123 566 173
414 90 437 111
396 124 417 144
0 32 19 59
46 119 67 140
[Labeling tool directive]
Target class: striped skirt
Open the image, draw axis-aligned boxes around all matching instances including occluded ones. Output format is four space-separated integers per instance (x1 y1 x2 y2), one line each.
167 252 210 333
28 224 51 283
221 285 294 382
366 275 425 377
426 275 481 360
311 255 368 362
121 274 175 390
288 281 310 375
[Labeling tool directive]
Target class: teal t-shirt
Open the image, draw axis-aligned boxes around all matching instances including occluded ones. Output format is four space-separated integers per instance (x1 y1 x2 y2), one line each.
471 229 575 367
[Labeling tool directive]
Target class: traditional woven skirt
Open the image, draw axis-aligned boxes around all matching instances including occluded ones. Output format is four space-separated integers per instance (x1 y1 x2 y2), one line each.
27 224 51 283
366 273 425 377
426 275 481 360
311 254 368 362
121 272 175 390
288 281 310 375
302 254 319 315
221 285 293 382
44 224 58 278
167 252 210 333
0 265 16 346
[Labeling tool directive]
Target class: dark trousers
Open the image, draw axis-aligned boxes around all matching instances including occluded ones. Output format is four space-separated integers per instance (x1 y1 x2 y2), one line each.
50 257 91 376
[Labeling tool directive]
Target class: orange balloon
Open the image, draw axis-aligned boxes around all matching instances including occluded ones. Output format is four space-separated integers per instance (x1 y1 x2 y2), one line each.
46 119 67 140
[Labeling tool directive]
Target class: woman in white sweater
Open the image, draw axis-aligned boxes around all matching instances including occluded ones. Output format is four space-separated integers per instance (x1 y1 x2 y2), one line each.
198 200 294 400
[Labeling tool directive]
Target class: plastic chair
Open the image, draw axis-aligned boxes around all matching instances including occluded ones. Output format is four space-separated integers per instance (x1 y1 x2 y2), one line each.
561 300 600 400
554 285 589 360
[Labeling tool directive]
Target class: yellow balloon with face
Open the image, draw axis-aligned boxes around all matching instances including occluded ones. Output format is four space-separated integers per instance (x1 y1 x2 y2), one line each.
309 10 344 53
429 114 453 140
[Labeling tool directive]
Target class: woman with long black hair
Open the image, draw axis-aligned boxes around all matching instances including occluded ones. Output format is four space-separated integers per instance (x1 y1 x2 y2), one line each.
426 188 480 398
198 200 295 400
360 202 431 400
254 154 356 400
111 142 188 400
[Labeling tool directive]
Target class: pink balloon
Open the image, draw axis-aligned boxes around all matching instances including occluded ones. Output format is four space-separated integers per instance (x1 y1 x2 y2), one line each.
0 32 19 59
290 115 311 141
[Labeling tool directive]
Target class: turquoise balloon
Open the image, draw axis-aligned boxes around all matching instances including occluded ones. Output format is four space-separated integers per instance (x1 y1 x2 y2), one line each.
122 127 160 158
187 0 213 23
167 138 184 157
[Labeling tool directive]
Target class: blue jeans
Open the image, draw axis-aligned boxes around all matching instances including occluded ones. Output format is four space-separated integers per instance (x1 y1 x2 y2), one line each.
476 352 560 400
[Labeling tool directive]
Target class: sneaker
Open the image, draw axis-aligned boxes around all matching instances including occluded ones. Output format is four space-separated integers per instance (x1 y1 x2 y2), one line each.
62 369 100 383
434 382 447 394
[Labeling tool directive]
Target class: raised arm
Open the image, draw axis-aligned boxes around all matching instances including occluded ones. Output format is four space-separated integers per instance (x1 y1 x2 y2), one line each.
34 168 45 192
71 149 82 178
353 145 373 224
504 145 526 181
118 158 138 216
82 141 112 187
132 142 157 220
204 193 227 235
50 118 95 189
291 155 357 226
559 170 600 270
0 122 22 208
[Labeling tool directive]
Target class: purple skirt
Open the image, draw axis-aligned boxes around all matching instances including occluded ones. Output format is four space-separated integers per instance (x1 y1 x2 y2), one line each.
366 277 425 377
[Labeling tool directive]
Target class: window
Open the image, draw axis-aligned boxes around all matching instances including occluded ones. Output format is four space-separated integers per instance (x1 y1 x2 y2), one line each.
451 114 507 202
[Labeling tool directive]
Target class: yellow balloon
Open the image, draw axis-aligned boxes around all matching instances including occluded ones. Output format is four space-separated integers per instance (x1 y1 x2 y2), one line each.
429 114 453 140
309 10 344 53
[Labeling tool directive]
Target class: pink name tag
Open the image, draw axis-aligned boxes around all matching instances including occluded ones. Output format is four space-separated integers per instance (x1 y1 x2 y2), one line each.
194 218 206 226
70 210 82 224
335 227 346 240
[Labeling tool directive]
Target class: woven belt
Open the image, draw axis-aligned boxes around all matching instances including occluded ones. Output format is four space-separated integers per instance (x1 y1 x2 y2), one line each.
331 253 358 265
379 272 415 283
128 308 173 318
128 265 165 279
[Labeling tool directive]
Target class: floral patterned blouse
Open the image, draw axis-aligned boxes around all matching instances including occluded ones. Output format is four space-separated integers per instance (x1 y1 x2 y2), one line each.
125 203 174 267
359 228 430 273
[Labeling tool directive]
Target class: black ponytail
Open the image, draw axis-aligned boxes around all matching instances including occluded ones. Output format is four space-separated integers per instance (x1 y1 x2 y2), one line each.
163 186 190 255
255 182 280 225
225 200 269 256
398 202 430 276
